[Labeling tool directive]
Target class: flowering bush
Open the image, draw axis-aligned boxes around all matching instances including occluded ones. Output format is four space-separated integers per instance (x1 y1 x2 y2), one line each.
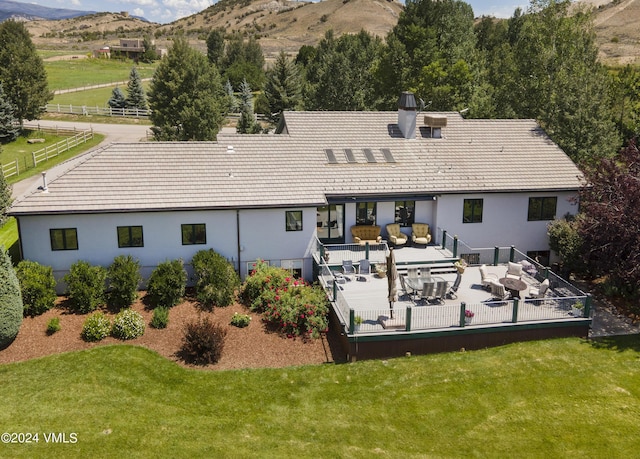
81 312 111 342
465 309 475 318
241 262 329 339
111 308 145 340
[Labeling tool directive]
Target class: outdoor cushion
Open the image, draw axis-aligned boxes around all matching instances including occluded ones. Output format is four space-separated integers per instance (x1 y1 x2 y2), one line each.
386 223 408 246
505 262 523 279
351 225 382 246
411 223 432 245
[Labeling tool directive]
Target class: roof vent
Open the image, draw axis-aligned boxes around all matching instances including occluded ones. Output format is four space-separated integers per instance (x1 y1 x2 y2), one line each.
227 145 234 154
41 172 48 193
424 115 447 128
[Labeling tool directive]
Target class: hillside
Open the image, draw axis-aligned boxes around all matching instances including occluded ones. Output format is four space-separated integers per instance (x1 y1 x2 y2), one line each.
22 0 640 65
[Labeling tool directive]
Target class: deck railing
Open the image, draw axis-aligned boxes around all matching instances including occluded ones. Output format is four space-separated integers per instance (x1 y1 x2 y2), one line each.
347 295 590 335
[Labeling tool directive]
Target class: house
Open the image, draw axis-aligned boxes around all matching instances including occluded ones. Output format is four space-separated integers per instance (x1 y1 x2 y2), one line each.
9 92 583 287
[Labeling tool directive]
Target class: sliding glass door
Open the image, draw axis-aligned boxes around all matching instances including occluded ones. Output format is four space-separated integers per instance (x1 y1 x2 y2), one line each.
316 204 345 243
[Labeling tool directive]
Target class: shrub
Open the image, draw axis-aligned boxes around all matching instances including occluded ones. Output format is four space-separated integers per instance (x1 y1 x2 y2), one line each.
181 316 227 365
146 259 186 308
81 312 111 342
107 255 142 309
111 308 145 340
242 262 329 339
150 306 169 329
16 260 57 317
0 247 23 348
64 261 107 313
191 249 240 308
46 317 61 335
230 312 251 328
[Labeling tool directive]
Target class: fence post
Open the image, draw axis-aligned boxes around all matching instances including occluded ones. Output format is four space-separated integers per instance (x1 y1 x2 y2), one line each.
441 230 447 249
512 298 519 323
349 309 355 334
453 235 458 257
584 293 592 318
493 247 499 266
365 242 369 260
405 305 412 332
32 152 37 167
460 302 466 327
509 245 515 262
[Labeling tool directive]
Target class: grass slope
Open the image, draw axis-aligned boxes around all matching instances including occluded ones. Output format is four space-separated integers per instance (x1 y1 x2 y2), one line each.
45 59 157 91
1 336 639 457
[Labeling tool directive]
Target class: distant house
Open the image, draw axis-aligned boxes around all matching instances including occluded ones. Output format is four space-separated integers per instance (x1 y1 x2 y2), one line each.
9 92 583 286
94 38 165 61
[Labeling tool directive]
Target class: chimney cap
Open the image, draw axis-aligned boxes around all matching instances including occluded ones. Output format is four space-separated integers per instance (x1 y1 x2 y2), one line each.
398 91 417 110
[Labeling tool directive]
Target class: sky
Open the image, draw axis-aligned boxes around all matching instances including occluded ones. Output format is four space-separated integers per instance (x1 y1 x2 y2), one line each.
29 0 529 26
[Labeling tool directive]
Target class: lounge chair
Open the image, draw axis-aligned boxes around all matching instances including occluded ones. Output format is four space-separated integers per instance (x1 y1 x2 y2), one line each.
479 264 499 290
490 281 510 300
385 223 408 247
411 223 432 246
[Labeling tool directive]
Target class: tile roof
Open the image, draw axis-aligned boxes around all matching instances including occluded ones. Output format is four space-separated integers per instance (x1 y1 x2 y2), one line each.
10 111 584 215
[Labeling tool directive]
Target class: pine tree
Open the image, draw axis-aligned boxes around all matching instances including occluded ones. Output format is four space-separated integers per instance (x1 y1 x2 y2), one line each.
264 51 301 123
148 37 227 141
0 82 19 143
108 87 127 109
126 67 148 110
236 79 261 134
225 80 238 113
0 21 51 124
0 246 22 349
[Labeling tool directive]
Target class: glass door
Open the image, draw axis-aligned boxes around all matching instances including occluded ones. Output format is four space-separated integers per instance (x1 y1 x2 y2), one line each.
316 204 345 243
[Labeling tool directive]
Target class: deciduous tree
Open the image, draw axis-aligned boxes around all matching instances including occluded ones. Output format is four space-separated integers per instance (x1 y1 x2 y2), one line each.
148 38 228 141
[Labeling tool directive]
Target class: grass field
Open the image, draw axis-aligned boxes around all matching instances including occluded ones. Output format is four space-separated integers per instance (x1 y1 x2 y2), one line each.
50 82 153 108
1 336 639 457
0 217 18 261
45 59 157 91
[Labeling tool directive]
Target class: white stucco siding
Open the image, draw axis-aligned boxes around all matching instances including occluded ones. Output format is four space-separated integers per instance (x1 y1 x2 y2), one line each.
236 207 317 280
435 191 578 253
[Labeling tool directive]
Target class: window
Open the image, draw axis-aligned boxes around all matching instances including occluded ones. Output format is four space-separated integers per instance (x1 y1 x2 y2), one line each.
181 223 206 245
117 226 144 248
281 259 303 279
463 199 483 223
527 251 550 269
317 205 344 243
285 211 303 231
528 197 557 221
395 201 415 227
50 228 78 251
356 202 376 225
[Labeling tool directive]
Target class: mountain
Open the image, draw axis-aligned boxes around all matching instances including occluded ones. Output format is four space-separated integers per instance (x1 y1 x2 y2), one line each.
0 0 95 21
582 0 640 65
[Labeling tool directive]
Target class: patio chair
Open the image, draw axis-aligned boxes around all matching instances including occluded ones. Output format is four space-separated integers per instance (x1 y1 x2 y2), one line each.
447 272 463 299
433 281 448 304
505 262 523 280
342 260 355 280
399 275 415 301
411 223 432 246
407 267 419 279
385 223 408 247
479 264 499 290
357 259 371 281
529 278 549 298
420 281 435 304
490 281 510 300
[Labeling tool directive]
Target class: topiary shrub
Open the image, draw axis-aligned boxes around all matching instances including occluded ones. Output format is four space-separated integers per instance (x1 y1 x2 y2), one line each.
46 317 61 335
146 259 186 308
0 247 23 348
150 306 169 329
191 249 240 308
16 260 57 317
111 308 145 340
180 316 226 365
107 255 142 309
81 311 111 342
64 260 106 313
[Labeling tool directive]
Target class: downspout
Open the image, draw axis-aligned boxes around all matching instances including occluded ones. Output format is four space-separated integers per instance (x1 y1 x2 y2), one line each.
16 217 24 261
236 209 241 276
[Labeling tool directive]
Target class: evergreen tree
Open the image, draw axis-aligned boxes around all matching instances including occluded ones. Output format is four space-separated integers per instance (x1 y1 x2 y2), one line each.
0 246 22 349
236 79 261 134
0 82 19 143
264 51 301 122
220 33 265 90
148 37 228 141
0 164 11 226
108 87 127 109
140 36 157 63
126 67 148 110
0 21 51 124
207 28 225 66
225 80 239 113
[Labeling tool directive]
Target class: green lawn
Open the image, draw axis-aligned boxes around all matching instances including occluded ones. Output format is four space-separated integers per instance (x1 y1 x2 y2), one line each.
1 337 639 457
50 82 153 108
45 59 157 91
0 217 18 261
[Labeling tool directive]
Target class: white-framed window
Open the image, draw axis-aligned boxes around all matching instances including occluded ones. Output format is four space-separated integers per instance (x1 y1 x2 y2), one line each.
281 259 304 279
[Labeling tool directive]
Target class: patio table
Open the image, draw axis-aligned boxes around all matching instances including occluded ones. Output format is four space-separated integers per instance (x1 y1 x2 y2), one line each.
499 277 527 299
405 276 445 300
